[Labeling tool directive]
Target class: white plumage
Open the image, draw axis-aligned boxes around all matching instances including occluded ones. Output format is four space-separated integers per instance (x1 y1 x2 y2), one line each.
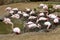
27 23 37 28
27 21 34 25
13 27 21 33
9 10 14 14
37 24 41 28
28 16 37 19
48 14 57 19
11 14 20 19
44 21 51 26
53 5 60 9
25 8 30 11
18 11 22 14
30 10 35 15
3 18 12 24
5 7 11 11
12 8 18 11
36 17 48 23
43 5 48 10
53 18 59 23
38 17 48 20
39 4 45 8
39 3 48 10
44 21 51 30
23 12 29 17
39 12 44 16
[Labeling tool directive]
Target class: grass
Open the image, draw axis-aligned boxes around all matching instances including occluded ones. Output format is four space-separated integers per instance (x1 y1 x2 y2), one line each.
0 22 12 34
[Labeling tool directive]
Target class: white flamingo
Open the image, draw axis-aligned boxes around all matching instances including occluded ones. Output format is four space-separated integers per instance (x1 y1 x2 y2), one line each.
48 14 57 19
39 3 45 8
22 12 29 17
43 5 48 10
44 21 51 30
36 17 48 23
5 7 12 12
53 18 59 23
13 27 21 34
11 14 20 19
3 17 14 29
53 5 60 9
28 16 37 19
38 12 45 17
25 8 31 12
12 8 18 11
